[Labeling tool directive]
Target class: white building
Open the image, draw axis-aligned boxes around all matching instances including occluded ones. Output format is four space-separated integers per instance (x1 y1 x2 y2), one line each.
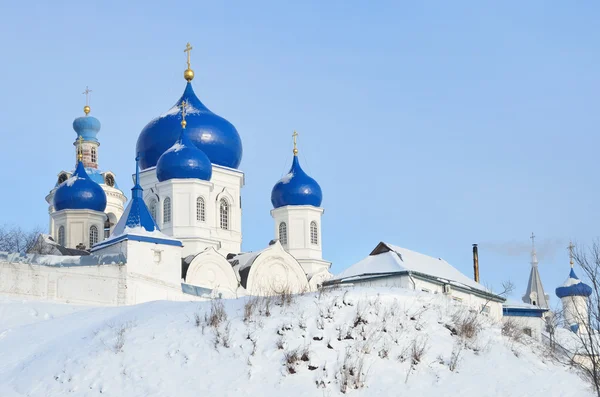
324 242 506 320
0 45 332 305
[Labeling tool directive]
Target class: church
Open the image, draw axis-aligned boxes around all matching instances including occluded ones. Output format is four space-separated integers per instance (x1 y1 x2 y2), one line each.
0 44 331 304
0 45 593 345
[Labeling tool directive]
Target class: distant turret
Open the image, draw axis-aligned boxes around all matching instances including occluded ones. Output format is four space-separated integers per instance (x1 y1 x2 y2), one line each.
522 233 550 309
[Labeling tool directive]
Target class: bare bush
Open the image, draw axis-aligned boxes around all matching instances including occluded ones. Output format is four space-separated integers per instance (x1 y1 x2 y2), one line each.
338 348 367 393
284 348 300 374
410 336 428 365
501 318 523 343
205 299 227 328
105 322 133 354
213 321 231 349
449 341 465 372
452 310 483 340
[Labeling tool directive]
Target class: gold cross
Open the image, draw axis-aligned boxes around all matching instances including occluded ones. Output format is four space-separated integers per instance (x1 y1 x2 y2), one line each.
184 43 193 69
568 241 575 267
82 86 92 106
77 136 84 162
292 130 298 156
180 100 187 128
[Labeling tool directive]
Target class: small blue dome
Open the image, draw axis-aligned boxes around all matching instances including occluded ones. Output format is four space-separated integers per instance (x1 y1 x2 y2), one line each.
556 268 592 298
156 125 212 182
73 115 101 143
54 161 107 212
136 83 242 170
271 155 323 208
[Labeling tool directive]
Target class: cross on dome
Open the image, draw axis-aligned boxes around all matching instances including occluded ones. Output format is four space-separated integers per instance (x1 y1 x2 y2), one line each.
292 130 298 156
82 86 92 115
183 42 194 82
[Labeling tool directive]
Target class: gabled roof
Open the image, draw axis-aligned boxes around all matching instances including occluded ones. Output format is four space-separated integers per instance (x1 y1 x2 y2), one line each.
522 264 549 309
331 242 500 299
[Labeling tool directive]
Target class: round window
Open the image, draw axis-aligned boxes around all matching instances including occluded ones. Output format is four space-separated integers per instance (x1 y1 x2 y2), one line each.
105 174 115 187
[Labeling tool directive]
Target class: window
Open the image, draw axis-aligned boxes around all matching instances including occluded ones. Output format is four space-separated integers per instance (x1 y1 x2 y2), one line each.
481 305 491 314
91 147 97 163
105 174 115 187
148 199 157 222
58 226 65 246
89 225 99 246
196 197 205 222
219 198 229 230
421 288 431 293
104 216 111 238
58 173 68 184
163 197 172 223
279 222 287 245
310 221 318 245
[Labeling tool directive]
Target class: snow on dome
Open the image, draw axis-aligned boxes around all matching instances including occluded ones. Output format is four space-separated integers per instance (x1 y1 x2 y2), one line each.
556 268 592 298
271 155 322 209
53 161 107 212
136 82 242 170
156 123 212 182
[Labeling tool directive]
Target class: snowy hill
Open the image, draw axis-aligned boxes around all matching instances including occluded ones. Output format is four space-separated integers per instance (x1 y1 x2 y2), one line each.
0 289 591 396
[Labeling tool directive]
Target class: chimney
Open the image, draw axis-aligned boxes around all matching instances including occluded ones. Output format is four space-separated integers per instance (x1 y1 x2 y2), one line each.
472 244 480 283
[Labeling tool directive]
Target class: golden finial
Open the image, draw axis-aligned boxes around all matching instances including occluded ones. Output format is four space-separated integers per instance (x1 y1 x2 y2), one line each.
292 130 298 156
77 136 84 162
568 241 575 268
180 100 187 129
82 86 92 115
183 42 194 82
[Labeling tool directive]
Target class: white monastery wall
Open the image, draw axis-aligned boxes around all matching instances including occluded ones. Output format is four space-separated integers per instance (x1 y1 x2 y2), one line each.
501 315 545 341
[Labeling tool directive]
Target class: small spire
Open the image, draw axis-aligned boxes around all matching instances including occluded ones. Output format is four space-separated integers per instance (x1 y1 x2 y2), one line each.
292 130 298 156
180 100 187 129
77 136 84 162
82 86 92 115
132 154 143 199
568 241 575 268
183 42 194 82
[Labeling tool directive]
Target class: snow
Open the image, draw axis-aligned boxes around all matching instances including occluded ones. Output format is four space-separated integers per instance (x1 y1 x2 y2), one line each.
334 244 491 295
279 172 294 184
0 251 126 267
64 175 81 187
0 288 591 396
164 142 186 154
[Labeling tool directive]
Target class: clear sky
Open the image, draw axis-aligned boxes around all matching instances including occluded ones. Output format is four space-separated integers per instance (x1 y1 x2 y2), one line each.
0 1 598 306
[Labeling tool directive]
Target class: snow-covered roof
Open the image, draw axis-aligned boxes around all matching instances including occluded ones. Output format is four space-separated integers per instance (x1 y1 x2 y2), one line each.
331 242 498 298
0 251 125 267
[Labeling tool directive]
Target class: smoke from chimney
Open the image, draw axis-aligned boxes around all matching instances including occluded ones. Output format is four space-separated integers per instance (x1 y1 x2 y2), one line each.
473 244 480 283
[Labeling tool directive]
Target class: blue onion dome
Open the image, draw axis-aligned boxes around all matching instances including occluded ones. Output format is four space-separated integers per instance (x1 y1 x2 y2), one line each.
556 268 593 298
271 154 323 209
156 110 212 182
73 115 101 143
136 82 242 170
54 161 107 211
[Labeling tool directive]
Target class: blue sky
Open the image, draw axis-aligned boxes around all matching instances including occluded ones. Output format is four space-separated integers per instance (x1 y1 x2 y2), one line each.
0 1 598 305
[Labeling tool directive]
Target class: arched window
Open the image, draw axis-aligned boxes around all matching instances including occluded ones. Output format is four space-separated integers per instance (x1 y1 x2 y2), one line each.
279 222 287 245
89 225 99 246
196 197 205 222
58 226 65 246
163 197 172 224
310 221 318 245
148 199 157 222
219 198 229 230
91 147 97 164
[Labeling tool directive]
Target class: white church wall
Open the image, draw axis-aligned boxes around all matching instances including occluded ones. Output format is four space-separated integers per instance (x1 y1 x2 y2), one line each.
139 165 243 257
338 274 503 321
52 209 107 250
0 259 125 305
562 295 589 333
185 247 239 298
244 242 310 296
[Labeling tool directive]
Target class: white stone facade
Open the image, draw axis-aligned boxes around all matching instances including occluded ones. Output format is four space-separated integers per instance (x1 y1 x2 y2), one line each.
271 205 331 276
139 165 243 257
51 209 107 250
